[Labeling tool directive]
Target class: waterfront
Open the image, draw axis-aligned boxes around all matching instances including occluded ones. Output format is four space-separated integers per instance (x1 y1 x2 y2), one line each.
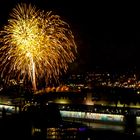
0 103 140 140
1 81 140 139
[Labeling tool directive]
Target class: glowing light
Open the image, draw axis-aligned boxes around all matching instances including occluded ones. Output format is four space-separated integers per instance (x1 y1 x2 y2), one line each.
0 3 77 91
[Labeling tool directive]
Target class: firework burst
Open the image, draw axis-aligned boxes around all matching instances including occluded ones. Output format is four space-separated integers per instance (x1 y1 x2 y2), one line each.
0 3 77 91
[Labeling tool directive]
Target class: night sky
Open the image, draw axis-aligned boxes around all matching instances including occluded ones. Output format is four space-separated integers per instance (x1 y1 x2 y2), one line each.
0 0 140 73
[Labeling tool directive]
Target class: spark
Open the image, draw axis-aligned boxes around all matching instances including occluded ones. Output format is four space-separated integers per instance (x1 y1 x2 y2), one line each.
0 3 77 92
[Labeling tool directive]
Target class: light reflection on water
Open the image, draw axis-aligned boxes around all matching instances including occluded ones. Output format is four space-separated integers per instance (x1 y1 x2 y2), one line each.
82 122 124 132
67 119 140 135
84 122 140 135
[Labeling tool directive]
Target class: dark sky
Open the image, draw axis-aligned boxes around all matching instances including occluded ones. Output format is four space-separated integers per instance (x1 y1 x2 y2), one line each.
0 0 140 73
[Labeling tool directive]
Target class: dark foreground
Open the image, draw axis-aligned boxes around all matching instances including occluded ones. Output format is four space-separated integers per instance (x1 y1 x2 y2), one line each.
0 114 140 140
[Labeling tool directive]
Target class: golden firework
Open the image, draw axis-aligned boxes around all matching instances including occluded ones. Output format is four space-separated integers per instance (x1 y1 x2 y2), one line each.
0 3 77 91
